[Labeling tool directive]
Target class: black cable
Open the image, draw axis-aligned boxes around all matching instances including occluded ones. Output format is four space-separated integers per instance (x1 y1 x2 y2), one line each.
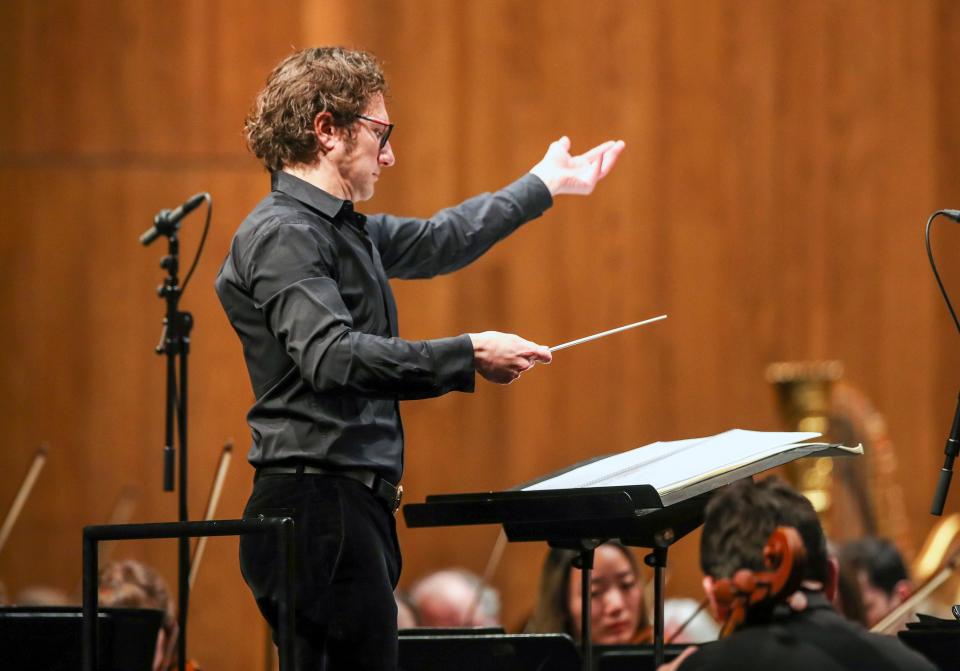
927 209 960 516
180 194 212 292
926 210 960 335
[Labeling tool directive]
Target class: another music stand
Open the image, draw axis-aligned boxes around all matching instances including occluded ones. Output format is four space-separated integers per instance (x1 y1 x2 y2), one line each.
594 643 695 671
399 632 579 671
0 606 163 671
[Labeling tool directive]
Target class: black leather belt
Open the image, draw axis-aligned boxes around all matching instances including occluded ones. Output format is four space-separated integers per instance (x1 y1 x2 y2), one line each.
256 464 403 513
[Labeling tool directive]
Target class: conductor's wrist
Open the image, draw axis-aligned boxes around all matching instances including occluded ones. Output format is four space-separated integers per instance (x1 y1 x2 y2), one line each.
528 167 562 197
468 332 489 366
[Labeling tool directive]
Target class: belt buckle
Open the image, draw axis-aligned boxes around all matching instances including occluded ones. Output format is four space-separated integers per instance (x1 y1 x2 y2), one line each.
392 484 404 514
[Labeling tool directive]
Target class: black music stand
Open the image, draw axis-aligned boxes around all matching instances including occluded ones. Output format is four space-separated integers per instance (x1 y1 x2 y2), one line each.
404 434 858 671
405 484 706 671
399 632 579 671
594 643 695 671
0 606 162 671
898 615 960 671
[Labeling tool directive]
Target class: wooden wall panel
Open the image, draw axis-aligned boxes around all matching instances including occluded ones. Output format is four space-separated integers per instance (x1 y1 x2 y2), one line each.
318 0 958 627
0 163 275 668
0 2 305 668
2 0 960 665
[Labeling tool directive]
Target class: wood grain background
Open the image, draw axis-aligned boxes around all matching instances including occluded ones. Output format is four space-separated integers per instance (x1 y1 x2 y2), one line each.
2 1 960 668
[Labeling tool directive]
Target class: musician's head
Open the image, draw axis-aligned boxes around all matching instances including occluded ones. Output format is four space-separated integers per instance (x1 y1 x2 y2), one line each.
99 559 176 671
699 477 836 619
245 47 396 202
838 537 911 627
408 568 500 627
529 540 650 645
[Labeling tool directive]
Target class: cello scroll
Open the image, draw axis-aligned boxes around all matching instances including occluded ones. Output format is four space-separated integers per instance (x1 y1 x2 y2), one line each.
712 526 807 638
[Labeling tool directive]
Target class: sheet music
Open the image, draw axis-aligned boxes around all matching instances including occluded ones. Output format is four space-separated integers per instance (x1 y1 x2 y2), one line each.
521 429 860 493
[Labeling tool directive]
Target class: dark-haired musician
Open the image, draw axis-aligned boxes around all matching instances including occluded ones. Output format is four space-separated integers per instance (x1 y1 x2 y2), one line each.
839 536 914 630
663 477 935 671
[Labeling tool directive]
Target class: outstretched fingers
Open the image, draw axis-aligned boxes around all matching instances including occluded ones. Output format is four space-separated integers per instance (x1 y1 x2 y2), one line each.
596 140 625 179
576 140 618 165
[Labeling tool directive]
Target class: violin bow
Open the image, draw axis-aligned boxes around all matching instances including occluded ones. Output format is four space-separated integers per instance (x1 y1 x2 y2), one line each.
72 485 143 601
871 547 960 633
189 441 234 589
0 444 49 558
160 440 234 670
665 597 709 644
99 485 142 567
465 529 508 624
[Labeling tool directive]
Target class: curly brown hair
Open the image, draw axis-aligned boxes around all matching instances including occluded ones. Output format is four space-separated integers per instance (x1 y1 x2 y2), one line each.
245 47 387 172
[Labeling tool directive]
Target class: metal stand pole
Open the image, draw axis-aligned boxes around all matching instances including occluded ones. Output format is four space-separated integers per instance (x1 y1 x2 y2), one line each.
82 518 295 671
645 543 670 668
82 532 99 671
574 547 595 671
155 227 194 671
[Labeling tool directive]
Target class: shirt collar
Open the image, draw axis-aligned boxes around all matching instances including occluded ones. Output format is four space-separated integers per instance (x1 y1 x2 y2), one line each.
765 589 833 621
271 170 366 230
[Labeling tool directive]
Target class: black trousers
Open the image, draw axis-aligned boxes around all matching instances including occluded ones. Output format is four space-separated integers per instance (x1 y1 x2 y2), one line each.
240 472 402 671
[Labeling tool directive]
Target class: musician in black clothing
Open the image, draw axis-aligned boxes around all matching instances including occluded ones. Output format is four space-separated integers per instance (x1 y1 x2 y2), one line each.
664 477 936 671
839 536 913 629
217 46 625 671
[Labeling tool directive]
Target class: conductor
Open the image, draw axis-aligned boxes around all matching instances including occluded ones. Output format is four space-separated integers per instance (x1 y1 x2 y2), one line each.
215 46 625 670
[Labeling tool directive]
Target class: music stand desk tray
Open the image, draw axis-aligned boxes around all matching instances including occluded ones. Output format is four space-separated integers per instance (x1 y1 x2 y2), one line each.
404 429 860 548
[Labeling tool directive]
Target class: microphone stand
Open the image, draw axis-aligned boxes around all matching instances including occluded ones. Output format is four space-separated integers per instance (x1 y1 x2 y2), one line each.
926 209 960 516
153 215 193 671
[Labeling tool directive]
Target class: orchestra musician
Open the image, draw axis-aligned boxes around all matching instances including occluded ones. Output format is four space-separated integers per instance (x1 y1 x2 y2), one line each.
838 536 914 630
409 569 500 627
215 46 624 670
527 540 653 645
660 477 936 671
829 540 868 626
98 559 177 671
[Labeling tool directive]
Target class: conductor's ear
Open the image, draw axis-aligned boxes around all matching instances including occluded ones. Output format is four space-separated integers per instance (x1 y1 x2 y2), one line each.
313 111 339 154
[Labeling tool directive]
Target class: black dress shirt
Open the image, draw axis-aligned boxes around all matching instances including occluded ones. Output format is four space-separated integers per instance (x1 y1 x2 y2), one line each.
215 171 552 482
680 593 937 671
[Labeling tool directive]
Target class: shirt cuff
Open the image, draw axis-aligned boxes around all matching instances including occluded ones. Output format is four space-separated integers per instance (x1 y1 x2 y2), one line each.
427 334 476 393
504 172 554 220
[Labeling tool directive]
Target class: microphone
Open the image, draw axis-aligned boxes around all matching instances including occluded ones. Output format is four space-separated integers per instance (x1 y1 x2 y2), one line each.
932 391 960 515
140 192 208 246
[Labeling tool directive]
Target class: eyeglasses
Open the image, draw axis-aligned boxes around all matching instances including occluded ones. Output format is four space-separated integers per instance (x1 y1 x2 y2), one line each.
357 114 394 150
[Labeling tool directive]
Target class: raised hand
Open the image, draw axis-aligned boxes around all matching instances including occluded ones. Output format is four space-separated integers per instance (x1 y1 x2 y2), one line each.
469 331 552 384
529 136 626 196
